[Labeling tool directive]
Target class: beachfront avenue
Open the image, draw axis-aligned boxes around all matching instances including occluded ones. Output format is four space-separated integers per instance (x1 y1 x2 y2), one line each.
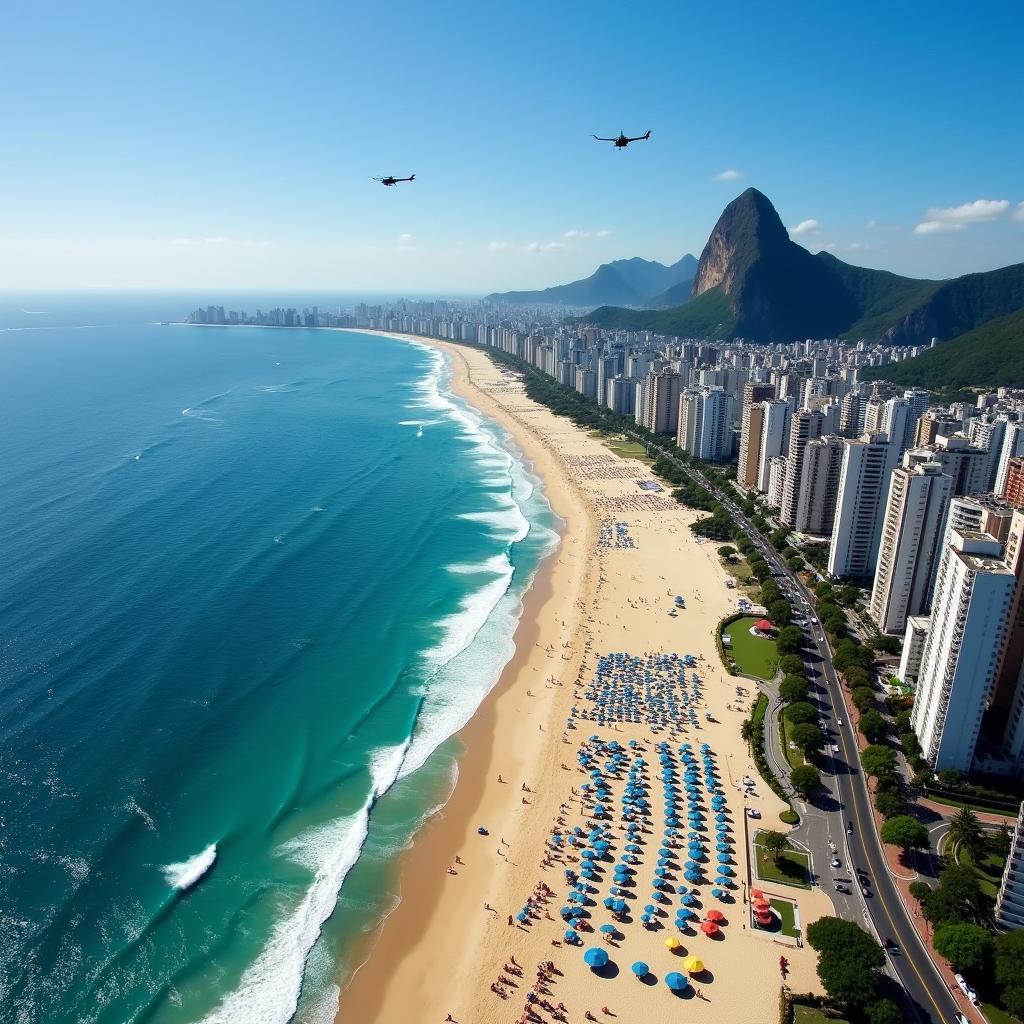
633 438 965 1024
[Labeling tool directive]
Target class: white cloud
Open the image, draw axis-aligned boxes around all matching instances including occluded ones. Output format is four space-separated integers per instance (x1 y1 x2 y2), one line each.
526 241 567 254
791 219 822 236
1014 202 1024 222
914 220 966 236
397 233 415 246
596 229 612 238
487 240 511 252
820 242 839 252
865 219 877 230
563 228 612 240
714 169 744 181
846 242 871 251
925 198 1010 224
169 236 271 247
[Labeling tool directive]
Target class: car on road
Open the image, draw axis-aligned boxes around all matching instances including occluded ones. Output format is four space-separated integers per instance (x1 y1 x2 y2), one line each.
836 718 843 727
831 856 841 868
746 808 762 819
834 882 849 893
954 973 979 1005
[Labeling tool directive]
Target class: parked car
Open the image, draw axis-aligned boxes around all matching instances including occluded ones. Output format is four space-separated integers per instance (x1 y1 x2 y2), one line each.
954 973 979 1005
746 808 762 819
834 882 849 894
831 856 841 868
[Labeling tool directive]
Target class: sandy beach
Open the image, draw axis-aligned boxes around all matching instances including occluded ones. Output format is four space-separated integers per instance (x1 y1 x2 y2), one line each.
336 336 833 1024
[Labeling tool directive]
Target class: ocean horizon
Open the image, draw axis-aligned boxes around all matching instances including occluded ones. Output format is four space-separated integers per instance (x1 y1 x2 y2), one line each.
0 296 558 1023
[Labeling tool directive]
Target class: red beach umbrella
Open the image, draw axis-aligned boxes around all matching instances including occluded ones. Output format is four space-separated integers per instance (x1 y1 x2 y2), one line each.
754 619 773 632
750 889 765 900
706 909 725 922
700 921 720 936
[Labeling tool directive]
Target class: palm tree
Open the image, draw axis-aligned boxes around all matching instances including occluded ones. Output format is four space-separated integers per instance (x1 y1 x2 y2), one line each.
761 829 790 864
949 807 986 862
741 719 754 749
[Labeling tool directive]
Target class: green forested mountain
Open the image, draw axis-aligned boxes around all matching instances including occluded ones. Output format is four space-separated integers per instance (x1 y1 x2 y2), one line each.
585 188 1024 345
861 309 1024 389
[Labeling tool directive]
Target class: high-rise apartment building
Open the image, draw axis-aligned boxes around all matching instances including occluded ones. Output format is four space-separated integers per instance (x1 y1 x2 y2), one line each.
756 401 791 492
635 369 682 434
780 410 826 527
996 422 1024 497
868 462 952 635
911 528 1014 772
994 802 1024 930
828 433 901 578
677 386 735 461
1005 457 1024 507
738 402 767 489
794 435 845 536
902 434 991 497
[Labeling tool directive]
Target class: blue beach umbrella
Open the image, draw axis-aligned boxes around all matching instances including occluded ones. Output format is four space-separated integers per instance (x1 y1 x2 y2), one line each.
631 961 649 977
565 929 579 942
711 888 724 898
644 904 656 915
584 947 609 968
599 923 617 934
665 972 689 990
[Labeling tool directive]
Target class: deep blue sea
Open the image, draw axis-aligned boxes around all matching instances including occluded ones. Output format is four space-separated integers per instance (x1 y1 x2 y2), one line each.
0 295 558 1023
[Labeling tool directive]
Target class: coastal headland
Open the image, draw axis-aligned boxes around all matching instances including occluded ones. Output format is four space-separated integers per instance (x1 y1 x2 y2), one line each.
336 334 833 1023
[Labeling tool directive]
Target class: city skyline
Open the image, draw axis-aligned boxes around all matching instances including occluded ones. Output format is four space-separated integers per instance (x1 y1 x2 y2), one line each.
2 1 1023 291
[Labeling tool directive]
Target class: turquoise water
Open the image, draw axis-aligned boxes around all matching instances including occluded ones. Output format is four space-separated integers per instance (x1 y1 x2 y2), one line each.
0 298 558 1023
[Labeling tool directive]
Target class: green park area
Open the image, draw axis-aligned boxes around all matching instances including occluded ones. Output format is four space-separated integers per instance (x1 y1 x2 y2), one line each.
794 1007 849 1024
769 896 800 938
958 836 1010 899
721 615 780 679
754 837 811 889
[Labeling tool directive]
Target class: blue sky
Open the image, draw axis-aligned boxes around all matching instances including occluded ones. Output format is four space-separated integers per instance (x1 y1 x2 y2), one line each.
2 0 1022 292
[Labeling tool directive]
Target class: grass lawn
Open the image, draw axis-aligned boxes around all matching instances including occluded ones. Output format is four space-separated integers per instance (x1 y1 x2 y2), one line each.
604 438 653 463
769 897 800 938
959 837 1008 899
754 840 811 889
780 712 805 771
924 790 1021 817
983 1003 1021 1024
722 616 780 680
795 1007 849 1024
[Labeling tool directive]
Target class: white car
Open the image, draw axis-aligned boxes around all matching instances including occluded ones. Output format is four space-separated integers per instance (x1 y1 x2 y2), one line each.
746 808 762 819
954 974 979 1006
831 856 841 868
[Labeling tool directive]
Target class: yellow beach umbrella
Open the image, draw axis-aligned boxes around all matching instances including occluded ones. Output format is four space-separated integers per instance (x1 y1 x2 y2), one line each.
664 936 681 950
684 956 704 974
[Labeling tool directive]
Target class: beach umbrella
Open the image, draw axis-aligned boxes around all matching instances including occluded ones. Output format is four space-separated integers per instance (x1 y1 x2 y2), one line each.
612 899 628 913
684 869 701 882
584 947 609 968
626 843 641 853
664 936 681 949
716 853 732 864
650 891 664 903
565 929 579 942
665 972 689 991
751 888 765 900
719 866 735 876
599 924 617 934
701 921 720 936
654 867 668 877
643 904 656 915
715 812 727 822
710 887 723 898
516 912 528 923
631 961 649 977
659 846 672 857
676 907 696 920
706 909 725 922
560 906 573 917
715 876 732 887
603 897 615 909
684 956 704 974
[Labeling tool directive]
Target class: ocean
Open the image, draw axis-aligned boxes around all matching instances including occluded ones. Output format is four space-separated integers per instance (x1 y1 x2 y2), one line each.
0 295 559 1023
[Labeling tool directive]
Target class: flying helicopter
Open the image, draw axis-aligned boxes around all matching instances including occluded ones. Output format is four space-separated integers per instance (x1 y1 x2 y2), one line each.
371 174 415 186
592 130 651 149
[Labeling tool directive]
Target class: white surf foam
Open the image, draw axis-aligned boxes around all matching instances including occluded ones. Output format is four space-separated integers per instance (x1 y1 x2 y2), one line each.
196 744 408 1024
163 844 217 891
446 553 510 576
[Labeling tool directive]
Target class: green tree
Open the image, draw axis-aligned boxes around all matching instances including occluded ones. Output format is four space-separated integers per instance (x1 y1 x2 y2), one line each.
806 917 885 1007
789 722 824 757
791 764 821 799
717 545 736 559
844 665 871 690
740 718 754 748
779 675 808 703
894 709 913 733
783 701 819 726
861 744 897 778
909 880 932 902
768 599 793 626
761 830 790 863
880 815 930 853
779 655 806 675
933 922 993 972
875 787 907 819
866 999 904 1024
997 931 1024 1015
921 865 985 925
859 709 888 743
852 685 877 712
870 634 903 655
777 626 804 655
899 732 922 759
948 807 985 862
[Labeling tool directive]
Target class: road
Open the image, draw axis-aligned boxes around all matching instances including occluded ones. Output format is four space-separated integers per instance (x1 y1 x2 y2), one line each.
629 434 964 1024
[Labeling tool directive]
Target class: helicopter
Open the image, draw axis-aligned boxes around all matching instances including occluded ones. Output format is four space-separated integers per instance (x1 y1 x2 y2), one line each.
371 174 415 186
592 130 651 149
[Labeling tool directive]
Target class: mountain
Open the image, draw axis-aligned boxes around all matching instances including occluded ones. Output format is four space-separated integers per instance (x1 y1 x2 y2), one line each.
585 187 1024 344
861 308 1024 390
487 254 697 307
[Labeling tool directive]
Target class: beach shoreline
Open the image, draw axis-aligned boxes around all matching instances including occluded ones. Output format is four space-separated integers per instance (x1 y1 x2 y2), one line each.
332 331 831 1024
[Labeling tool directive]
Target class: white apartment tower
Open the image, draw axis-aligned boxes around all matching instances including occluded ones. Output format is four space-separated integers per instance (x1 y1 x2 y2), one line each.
869 462 953 635
828 433 901 578
794 435 845 536
995 802 1024 930
911 529 1014 772
780 409 826 528
996 422 1024 497
757 401 791 492
677 386 735 462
